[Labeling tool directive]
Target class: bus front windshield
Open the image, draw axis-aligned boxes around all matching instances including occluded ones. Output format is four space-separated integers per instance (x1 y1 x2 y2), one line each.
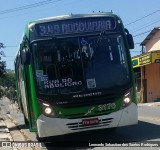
32 34 131 95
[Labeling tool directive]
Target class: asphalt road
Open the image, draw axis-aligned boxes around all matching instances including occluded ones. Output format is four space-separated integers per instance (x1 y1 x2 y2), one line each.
0 97 160 150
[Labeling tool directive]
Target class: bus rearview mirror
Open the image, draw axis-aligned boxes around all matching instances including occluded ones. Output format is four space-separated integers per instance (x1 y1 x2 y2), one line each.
124 28 134 50
127 34 134 49
21 47 31 65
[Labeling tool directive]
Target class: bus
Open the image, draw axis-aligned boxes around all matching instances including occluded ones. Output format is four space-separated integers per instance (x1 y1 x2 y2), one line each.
15 12 137 141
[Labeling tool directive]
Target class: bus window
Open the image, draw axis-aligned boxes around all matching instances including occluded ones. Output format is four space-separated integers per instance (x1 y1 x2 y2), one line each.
32 38 85 94
85 34 130 89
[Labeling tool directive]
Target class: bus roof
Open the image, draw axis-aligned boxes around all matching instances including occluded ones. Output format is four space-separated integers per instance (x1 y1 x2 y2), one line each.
28 12 119 26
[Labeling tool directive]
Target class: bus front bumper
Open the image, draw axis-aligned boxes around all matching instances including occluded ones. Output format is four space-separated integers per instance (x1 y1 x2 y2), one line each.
37 102 138 138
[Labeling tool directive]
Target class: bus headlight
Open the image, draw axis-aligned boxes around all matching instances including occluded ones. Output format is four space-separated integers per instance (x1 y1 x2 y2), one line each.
41 102 56 117
121 89 132 107
123 97 131 105
44 107 52 115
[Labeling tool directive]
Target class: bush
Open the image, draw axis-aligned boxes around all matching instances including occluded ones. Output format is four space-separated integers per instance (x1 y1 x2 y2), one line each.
0 71 16 99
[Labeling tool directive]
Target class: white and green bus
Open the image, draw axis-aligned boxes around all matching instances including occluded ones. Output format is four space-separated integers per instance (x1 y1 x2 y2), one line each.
15 12 137 141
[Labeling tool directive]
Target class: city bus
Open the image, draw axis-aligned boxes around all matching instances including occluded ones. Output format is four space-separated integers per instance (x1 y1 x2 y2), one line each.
15 12 137 141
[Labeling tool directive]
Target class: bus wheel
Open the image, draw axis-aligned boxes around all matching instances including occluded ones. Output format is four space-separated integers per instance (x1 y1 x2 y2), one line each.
36 133 43 142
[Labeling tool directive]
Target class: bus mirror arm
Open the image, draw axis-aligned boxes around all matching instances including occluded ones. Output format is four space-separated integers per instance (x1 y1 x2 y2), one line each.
124 28 134 50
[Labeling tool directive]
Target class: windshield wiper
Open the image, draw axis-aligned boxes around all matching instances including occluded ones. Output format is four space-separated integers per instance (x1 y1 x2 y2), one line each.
90 31 120 61
90 30 105 60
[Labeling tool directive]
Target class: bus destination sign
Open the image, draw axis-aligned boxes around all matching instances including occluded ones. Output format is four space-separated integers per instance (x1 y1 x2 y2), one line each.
35 17 116 36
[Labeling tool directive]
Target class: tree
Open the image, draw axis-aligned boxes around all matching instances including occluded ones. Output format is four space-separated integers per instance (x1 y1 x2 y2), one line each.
2 71 16 89
0 61 6 76
0 71 16 99
0 43 6 76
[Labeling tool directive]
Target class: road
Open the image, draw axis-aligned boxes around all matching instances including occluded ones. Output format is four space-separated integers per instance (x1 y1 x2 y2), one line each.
0 97 160 150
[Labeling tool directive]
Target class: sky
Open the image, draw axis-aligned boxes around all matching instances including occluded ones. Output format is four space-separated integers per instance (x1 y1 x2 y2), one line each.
1 0 160 70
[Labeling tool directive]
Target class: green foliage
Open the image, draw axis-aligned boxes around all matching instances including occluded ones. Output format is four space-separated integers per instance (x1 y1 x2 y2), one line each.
0 71 16 88
0 71 16 99
0 43 6 76
0 61 6 76
0 88 4 97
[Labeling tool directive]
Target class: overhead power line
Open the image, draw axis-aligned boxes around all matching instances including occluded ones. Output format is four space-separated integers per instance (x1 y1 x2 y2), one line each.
3 60 15 61
5 46 18 47
0 0 80 21
134 42 141 45
130 51 141 52
134 35 160 46
132 20 160 34
130 17 160 33
125 10 160 26
133 30 151 37
0 0 62 15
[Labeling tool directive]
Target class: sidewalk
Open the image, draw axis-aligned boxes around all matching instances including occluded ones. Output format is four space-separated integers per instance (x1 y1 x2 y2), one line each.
0 97 41 150
0 115 13 141
0 115 14 150
138 102 160 107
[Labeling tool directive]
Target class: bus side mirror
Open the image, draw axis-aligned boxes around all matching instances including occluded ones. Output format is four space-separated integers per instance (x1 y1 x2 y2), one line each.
125 28 134 49
127 34 134 49
21 46 31 65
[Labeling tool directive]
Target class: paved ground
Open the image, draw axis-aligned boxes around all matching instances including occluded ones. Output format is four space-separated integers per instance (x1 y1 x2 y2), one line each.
0 97 160 150
138 102 160 107
0 97 41 150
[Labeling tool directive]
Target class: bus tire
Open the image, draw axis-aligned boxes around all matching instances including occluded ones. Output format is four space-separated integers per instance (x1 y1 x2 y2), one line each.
36 133 43 142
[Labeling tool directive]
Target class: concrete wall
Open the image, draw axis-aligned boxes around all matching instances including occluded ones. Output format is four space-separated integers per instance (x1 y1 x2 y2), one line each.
146 30 160 52
141 29 160 102
145 63 160 102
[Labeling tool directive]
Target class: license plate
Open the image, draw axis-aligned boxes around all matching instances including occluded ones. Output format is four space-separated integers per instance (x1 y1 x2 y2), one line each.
82 118 99 126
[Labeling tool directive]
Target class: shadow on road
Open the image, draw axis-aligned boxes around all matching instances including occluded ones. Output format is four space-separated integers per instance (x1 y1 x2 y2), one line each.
8 124 28 132
43 121 160 150
127 121 160 141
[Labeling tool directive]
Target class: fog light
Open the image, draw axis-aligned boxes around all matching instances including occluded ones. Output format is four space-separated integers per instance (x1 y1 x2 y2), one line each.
44 107 52 115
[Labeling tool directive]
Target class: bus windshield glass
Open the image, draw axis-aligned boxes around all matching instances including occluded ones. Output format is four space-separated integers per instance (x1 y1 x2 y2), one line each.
32 34 130 95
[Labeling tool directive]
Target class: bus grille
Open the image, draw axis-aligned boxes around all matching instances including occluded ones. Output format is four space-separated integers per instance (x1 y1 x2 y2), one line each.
66 118 113 130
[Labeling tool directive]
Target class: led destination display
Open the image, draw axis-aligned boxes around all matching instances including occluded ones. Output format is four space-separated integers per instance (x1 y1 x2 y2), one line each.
35 17 116 36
